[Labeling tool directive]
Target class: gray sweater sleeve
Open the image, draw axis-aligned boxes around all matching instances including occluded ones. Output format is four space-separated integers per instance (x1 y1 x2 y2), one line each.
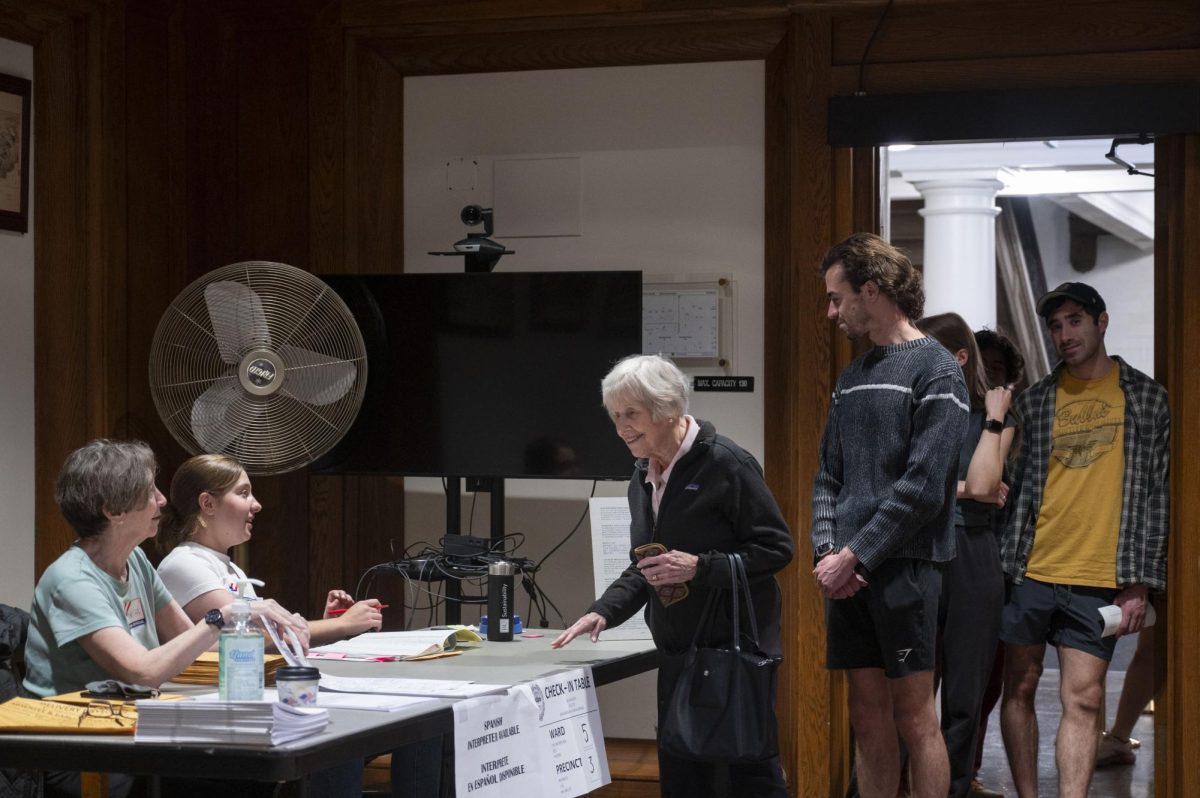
847 368 969 571
811 392 843 557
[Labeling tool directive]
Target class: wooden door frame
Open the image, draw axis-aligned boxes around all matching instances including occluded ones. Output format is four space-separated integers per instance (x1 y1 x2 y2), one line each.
318 8 852 794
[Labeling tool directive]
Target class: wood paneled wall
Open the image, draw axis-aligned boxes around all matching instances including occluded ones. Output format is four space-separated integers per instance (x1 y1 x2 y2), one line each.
1154 134 1200 798
8 1 1200 796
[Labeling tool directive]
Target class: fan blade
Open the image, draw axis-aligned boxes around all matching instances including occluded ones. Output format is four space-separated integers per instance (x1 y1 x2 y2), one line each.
205 281 270 364
191 381 260 453
280 345 358 406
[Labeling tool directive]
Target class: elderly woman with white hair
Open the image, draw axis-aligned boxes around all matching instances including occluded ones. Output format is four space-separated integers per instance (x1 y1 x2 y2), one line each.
553 354 793 797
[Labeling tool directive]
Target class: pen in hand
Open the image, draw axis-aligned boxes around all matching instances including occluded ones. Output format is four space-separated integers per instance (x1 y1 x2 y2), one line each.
328 604 388 616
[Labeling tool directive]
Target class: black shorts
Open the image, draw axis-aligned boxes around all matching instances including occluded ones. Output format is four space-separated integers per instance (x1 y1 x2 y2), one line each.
999 577 1118 661
825 557 942 679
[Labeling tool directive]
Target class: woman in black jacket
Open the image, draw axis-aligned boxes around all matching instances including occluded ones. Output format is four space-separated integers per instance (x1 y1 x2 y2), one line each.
553 354 793 797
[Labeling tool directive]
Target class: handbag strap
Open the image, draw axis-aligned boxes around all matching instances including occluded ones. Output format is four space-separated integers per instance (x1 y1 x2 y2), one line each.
685 552 768 653
727 553 741 652
730 553 763 649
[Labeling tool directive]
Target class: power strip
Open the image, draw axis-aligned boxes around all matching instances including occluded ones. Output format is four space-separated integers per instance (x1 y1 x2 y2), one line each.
443 534 491 557
392 558 443 581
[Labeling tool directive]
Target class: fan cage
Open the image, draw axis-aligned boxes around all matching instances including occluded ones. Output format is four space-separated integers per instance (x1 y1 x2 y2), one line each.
149 261 368 475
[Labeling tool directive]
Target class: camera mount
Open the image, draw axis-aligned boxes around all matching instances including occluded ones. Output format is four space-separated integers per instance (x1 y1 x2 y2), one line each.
428 205 515 272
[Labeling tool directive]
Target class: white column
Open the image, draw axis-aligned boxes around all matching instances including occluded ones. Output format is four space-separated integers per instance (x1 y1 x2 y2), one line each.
911 178 1004 331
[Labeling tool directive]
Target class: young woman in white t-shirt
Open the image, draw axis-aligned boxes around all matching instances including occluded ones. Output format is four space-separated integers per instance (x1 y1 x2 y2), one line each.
157 454 383 645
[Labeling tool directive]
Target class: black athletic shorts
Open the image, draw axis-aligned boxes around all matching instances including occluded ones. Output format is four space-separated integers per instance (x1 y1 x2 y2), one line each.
825 557 942 679
999 577 1119 661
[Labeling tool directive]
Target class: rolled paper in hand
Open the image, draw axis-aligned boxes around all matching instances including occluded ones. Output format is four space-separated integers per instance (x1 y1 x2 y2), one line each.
1098 602 1157 637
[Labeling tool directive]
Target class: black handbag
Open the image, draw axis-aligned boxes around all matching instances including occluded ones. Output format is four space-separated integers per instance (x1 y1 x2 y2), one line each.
658 553 782 763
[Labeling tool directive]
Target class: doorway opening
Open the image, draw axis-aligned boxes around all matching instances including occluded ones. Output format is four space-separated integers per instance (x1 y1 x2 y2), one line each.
889 137 1156 797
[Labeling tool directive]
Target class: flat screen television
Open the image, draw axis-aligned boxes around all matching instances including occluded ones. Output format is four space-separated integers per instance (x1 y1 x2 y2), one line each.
311 271 643 480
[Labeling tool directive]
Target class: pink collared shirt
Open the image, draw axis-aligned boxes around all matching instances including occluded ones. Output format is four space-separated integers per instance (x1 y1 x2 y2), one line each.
646 415 700 518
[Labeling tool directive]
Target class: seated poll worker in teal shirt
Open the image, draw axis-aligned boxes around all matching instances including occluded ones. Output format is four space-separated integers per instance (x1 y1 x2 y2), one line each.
20 439 312 798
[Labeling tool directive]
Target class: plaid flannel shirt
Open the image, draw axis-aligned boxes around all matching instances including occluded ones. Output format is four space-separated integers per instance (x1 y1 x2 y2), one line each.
1000 356 1170 590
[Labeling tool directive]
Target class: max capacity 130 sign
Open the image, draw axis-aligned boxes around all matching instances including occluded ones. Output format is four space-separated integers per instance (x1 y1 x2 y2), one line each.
693 376 754 392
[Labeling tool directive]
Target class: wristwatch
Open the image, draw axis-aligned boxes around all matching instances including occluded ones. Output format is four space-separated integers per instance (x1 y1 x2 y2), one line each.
814 542 835 558
204 608 225 631
983 418 1004 434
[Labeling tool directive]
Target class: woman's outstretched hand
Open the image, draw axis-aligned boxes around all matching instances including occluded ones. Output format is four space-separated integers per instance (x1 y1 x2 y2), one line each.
551 613 607 648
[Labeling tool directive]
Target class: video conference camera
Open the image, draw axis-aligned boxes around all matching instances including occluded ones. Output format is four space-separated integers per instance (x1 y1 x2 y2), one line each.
442 205 513 272
460 204 493 233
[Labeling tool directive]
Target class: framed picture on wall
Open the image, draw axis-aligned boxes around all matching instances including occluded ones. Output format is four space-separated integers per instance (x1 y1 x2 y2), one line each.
0 72 31 233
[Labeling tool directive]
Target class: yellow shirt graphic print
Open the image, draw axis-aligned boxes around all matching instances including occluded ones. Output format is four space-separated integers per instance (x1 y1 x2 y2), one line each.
1050 399 1120 468
1026 365 1124 588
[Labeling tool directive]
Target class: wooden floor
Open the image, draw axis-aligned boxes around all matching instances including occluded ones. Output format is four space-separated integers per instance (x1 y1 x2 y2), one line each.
363 738 662 796
593 738 660 797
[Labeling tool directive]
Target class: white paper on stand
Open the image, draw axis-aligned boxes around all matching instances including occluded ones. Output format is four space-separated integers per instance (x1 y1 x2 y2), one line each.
453 666 609 798
1098 602 1157 637
588 496 652 641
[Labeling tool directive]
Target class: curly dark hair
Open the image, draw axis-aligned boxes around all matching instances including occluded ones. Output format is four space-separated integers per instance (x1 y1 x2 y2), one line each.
974 328 1026 387
819 232 924 321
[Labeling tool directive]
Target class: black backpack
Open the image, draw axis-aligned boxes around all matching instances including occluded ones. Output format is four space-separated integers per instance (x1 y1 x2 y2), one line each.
0 603 39 798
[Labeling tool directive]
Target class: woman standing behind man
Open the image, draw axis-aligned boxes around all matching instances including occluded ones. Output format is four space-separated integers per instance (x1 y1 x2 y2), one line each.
157 453 383 644
553 354 793 797
916 314 1016 798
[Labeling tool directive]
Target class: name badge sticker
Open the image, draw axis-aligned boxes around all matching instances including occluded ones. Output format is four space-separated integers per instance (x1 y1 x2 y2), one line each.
124 598 147 629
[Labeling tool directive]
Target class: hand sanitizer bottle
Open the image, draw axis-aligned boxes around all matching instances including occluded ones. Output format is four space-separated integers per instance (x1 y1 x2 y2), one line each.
219 597 264 701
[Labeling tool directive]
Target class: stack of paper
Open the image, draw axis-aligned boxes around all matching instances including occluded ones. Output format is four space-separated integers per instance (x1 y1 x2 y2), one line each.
174 652 286 685
318 672 508 699
133 700 328 747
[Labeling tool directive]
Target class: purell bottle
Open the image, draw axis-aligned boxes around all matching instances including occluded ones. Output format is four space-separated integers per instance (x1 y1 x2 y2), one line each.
218 598 264 700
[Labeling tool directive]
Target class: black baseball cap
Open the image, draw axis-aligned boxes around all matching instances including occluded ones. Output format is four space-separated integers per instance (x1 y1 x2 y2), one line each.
1036 282 1106 317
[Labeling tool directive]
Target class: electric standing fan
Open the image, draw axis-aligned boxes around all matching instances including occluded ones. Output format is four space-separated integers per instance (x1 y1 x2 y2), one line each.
148 261 368 475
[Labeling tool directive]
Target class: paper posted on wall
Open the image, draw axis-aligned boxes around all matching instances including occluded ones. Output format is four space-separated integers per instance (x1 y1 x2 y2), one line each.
1098 602 1157 638
588 497 652 641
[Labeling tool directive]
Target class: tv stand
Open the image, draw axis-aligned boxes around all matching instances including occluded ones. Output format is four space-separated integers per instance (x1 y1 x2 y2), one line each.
443 477 506 625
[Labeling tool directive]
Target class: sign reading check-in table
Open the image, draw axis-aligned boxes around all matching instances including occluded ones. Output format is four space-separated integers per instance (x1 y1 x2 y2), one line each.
453 666 609 797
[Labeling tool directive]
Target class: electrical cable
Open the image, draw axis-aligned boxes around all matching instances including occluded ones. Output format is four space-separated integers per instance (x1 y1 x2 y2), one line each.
364 510 574 628
856 0 896 96
354 563 392 603
535 481 597 572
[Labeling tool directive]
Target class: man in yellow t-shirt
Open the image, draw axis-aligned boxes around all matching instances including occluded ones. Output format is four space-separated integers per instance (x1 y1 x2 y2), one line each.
998 282 1169 798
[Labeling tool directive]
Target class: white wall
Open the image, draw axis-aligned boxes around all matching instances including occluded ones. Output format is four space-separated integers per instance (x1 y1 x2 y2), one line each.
1029 196 1155 376
404 62 765 737
0 38 34 608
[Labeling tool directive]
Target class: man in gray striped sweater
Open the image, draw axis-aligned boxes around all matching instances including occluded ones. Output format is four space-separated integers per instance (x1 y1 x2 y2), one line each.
812 233 969 798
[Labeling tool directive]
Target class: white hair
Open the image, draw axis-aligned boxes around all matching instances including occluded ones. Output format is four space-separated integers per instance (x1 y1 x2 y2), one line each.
601 354 689 421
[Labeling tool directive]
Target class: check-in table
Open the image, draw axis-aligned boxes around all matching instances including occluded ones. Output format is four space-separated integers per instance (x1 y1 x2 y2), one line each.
0 635 657 791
